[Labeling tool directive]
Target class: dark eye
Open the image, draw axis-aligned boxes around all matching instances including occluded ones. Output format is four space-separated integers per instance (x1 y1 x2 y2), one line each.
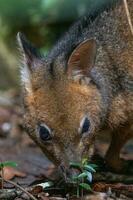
38 124 52 141
80 117 90 134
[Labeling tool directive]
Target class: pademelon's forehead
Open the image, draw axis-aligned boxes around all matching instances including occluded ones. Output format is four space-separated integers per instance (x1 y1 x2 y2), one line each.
26 80 100 133
33 80 95 112
32 83 85 120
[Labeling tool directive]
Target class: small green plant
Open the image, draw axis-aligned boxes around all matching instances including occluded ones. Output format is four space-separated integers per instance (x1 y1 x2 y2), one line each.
0 161 18 189
35 159 98 198
70 158 98 197
0 161 18 169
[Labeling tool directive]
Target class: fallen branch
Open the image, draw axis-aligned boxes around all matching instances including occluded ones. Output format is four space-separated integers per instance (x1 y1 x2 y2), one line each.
0 178 37 200
0 189 22 200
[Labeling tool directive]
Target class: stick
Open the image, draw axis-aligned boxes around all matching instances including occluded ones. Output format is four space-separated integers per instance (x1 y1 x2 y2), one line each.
0 178 37 200
123 0 133 36
0 189 22 200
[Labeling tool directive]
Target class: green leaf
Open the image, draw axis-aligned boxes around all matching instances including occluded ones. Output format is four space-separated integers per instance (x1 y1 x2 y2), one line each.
81 158 88 165
89 164 98 169
86 171 92 182
83 165 96 173
72 175 79 180
69 162 82 169
78 172 87 179
0 161 18 168
79 183 92 191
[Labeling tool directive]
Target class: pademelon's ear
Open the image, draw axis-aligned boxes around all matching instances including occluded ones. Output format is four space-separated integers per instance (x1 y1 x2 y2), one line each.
17 32 42 93
67 39 97 76
17 32 42 70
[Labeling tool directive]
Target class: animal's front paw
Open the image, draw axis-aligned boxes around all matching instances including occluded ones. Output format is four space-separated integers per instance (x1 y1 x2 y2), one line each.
91 153 133 174
123 160 133 174
105 157 133 174
90 153 107 171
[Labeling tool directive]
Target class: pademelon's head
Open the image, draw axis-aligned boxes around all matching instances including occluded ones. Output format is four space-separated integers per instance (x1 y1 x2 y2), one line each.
17 32 102 178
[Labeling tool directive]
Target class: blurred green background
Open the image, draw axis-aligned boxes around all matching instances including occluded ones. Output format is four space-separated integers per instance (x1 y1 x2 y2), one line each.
0 0 115 91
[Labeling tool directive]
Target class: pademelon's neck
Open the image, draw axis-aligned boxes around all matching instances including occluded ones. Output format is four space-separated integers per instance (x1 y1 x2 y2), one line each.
90 67 114 125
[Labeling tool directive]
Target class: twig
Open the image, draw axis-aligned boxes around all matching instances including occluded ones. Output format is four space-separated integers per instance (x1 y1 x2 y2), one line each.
1 167 4 190
0 178 37 200
123 0 133 36
0 160 4 190
0 189 22 200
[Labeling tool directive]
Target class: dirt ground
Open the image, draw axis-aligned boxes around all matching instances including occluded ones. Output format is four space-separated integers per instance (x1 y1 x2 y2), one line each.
0 91 133 200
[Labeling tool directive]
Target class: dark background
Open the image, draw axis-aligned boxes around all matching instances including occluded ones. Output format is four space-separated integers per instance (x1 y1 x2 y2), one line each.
0 0 116 91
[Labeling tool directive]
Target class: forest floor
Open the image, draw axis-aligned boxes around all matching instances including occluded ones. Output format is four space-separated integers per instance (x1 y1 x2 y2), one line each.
0 90 133 200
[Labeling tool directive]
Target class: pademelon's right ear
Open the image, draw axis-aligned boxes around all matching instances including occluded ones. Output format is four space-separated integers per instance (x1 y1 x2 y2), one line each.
67 39 97 76
17 32 42 93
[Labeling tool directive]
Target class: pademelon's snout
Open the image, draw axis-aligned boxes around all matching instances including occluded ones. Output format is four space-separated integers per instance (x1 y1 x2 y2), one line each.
60 163 81 181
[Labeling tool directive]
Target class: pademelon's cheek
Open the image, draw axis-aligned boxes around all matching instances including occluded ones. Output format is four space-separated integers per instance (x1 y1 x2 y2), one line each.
30 137 59 164
44 146 61 165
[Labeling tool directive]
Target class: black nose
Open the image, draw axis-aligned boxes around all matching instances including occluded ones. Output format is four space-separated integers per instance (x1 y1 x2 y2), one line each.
69 167 80 177
60 164 80 181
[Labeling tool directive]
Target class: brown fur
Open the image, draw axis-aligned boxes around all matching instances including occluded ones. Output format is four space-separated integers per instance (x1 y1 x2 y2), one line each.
18 0 133 175
24 76 102 166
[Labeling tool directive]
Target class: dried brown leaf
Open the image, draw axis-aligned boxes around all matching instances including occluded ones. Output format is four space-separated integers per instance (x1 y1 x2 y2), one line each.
0 166 26 180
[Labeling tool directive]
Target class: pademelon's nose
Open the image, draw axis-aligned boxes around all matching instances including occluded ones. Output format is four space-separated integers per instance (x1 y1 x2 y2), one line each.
69 167 80 177
60 164 80 181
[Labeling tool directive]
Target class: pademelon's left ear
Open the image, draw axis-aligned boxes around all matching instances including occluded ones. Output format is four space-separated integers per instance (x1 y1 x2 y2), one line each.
67 39 97 76
17 32 42 70
17 32 42 93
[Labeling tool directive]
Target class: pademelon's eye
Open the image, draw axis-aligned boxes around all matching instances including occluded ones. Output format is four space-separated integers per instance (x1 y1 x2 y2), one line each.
38 124 52 141
79 116 90 135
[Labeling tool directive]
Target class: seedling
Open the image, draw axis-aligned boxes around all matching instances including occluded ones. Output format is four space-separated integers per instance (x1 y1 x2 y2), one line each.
35 159 98 198
0 161 18 189
70 159 98 197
